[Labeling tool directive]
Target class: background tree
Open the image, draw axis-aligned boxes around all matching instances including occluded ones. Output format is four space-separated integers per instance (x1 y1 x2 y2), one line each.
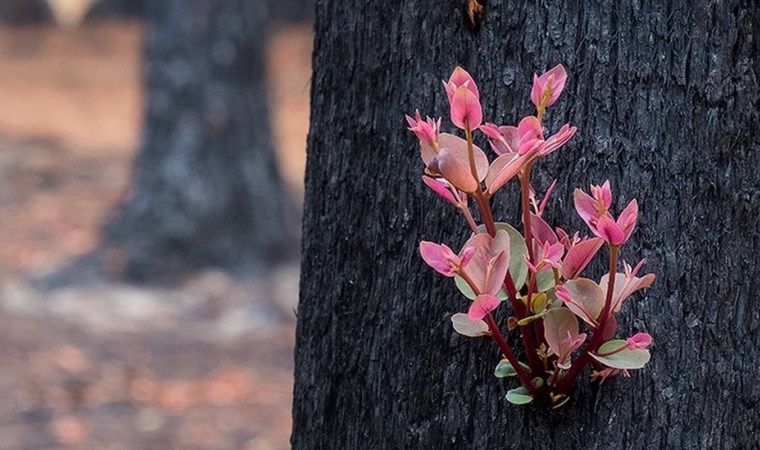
293 0 759 448
101 0 297 280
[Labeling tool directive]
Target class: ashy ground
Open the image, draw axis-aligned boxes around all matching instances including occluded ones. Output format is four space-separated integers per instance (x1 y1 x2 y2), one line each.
0 20 310 449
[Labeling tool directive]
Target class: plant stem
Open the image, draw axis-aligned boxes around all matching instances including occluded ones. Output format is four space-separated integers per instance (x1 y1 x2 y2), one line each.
459 205 480 234
554 245 620 393
458 270 537 396
520 162 536 264
474 191 496 236
503 272 543 379
484 313 538 397
464 126 479 189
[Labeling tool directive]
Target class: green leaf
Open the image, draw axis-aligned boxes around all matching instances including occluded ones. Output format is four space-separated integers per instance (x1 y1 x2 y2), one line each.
551 393 570 409
477 222 528 289
451 313 490 337
505 386 533 405
517 313 543 326
536 268 556 292
494 359 530 378
455 275 507 300
590 340 651 369
454 275 476 299
501 223 529 290
531 292 548 314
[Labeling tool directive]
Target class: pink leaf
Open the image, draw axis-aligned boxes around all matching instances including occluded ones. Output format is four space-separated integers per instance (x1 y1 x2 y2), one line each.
600 271 656 313
539 124 576 156
461 230 510 294
556 278 604 325
543 307 580 368
561 237 604 279
480 123 520 156
444 66 479 102
596 214 626 245
421 176 458 205
468 294 501 320
531 64 568 108
483 251 510 295
485 153 531 195
616 199 639 244
437 148 479 193
573 188 599 228
450 85 482 130
438 133 489 182
626 332 653 350
531 213 559 246
419 241 458 277
406 110 440 147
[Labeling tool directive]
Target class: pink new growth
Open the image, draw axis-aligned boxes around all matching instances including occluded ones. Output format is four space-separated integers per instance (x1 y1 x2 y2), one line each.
468 294 501 321
626 332 653 350
444 67 482 130
421 176 464 207
531 64 567 109
574 181 638 246
408 63 654 407
406 110 440 148
419 241 475 277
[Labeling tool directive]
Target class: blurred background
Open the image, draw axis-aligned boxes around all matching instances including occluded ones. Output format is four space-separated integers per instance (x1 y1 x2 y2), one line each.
0 0 312 448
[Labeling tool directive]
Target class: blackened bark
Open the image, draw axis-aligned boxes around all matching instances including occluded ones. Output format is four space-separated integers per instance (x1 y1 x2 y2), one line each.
103 0 296 280
293 1 760 448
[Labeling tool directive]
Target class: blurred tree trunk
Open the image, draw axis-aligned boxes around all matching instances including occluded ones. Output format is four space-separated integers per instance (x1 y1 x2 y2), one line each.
102 0 296 280
292 0 759 448
267 0 314 23
88 0 145 18
0 0 49 24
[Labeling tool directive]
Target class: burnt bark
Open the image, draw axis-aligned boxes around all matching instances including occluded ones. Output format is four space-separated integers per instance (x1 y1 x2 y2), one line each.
293 0 760 448
102 0 296 281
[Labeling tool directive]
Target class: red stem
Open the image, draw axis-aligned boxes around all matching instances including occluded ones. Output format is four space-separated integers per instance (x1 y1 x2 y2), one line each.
520 163 536 264
484 313 538 397
458 270 536 396
554 245 619 393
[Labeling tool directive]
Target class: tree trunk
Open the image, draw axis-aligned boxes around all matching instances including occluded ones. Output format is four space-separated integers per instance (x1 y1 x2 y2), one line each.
102 0 296 281
267 0 314 23
0 0 49 24
293 0 759 448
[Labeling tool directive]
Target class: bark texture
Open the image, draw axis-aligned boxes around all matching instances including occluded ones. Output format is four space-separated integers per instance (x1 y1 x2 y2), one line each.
103 0 296 280
293 0 760 448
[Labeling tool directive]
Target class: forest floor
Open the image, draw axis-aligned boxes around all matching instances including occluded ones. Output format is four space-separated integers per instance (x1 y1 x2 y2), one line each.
0 20 310 449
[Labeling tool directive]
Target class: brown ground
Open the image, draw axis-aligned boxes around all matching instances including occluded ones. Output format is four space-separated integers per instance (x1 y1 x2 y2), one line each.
0 19 310 449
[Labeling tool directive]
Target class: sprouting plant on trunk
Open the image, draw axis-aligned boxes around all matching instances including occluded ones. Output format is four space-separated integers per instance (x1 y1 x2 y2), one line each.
407 65 655 407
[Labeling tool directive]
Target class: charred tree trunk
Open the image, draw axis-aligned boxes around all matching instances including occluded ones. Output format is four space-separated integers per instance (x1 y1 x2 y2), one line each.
267 0 314 23
102 0 296 280
293 0 759 448
0 0 49 24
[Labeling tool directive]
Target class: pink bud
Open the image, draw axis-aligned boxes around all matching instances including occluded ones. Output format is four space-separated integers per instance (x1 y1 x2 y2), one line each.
530 64 568 109
444 66 480 102
626 332 653 350
468 294 501 320
539 124 576 156
422 176 458 206
406 110 440 147
450 85 483 130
